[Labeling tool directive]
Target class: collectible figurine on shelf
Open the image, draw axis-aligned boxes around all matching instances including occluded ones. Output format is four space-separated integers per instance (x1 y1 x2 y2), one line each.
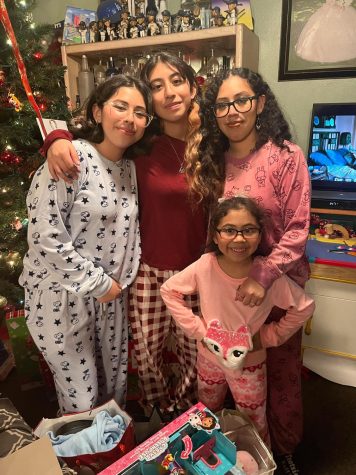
78 21 88 43
160 9 171 34
129 16 139 38
216 14 225 27
89 21 98 42
104 17 112 40
98 20 106 41
210 6 221 27
181 10 193 32
110 22 118 39
147 9 161 35
119 9 130 38
224 0 239 26
172 9 184 32
137 12 147 36
192 3 202 30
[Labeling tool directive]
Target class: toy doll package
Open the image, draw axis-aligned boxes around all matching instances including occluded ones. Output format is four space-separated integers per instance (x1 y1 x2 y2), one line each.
99 402 276 475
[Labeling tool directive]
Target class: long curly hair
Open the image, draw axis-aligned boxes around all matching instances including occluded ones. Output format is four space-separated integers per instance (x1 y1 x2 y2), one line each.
185 68 293 206
71 75 153 159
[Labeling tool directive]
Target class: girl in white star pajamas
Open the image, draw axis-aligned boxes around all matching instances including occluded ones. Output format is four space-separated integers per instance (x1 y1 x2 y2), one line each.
19 76 153 414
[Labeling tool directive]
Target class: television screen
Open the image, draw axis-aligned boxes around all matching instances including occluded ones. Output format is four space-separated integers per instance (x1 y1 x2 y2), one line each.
307 103 356 192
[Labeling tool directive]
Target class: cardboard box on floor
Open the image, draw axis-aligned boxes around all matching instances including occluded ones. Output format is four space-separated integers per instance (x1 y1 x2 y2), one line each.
0 436 62 475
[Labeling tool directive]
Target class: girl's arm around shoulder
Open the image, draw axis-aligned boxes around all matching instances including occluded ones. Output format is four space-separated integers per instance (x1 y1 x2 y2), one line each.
160 257 207 341
40 129 80 183
259 275 315 348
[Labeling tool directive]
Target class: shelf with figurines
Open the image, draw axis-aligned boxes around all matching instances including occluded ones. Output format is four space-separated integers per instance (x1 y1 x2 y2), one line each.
61 22 259 106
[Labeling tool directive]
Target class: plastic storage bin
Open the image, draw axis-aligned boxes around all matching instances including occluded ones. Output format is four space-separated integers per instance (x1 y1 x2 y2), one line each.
217 408 276 474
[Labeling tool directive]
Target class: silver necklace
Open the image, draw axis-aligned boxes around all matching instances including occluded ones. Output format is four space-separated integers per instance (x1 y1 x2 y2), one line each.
167 136 185 174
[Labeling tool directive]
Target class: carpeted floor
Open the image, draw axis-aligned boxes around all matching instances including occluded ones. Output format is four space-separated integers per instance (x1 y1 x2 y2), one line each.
1 365 355 474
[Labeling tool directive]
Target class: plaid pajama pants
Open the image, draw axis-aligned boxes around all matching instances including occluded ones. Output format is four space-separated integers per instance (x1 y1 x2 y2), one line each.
129 262 198 413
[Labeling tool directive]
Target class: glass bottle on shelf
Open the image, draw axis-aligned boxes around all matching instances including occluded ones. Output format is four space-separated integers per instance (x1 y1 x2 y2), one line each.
122 57 137 77
105 56 120 78
195 56 208 86
78 55 95 106
94 59 106 86
222 56 231 70
206 49 220 78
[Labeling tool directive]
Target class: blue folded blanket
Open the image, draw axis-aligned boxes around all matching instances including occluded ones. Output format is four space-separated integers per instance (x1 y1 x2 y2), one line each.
48 410 127 457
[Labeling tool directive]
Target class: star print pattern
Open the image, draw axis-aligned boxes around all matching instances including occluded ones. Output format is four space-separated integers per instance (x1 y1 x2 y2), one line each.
19 139 138 413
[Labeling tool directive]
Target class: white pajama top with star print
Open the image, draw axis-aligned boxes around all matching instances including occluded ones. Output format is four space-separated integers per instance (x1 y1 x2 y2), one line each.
19 139 141 295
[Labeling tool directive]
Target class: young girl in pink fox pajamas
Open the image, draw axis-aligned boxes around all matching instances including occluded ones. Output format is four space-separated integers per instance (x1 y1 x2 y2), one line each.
160 196 315 444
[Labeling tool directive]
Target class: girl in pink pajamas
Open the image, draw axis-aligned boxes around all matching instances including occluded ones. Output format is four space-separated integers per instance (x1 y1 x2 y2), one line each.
161 196 315 444
185 68 311 473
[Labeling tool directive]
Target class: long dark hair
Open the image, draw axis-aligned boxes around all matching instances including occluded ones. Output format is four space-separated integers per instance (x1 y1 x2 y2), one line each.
140 52 202 151
206 196 265 255
186 68 293 206
71 75 153 158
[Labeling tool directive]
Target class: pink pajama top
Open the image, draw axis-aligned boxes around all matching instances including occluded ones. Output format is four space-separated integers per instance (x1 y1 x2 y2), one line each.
224 140 311 289
160 253 315 370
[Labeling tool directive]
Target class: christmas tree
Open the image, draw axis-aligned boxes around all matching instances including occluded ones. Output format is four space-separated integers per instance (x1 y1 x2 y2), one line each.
0 0 70 314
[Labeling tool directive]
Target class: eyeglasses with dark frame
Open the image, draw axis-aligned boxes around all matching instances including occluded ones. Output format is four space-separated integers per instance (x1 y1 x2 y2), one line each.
216 226 261 240
105 100 153 127
212 95 259 118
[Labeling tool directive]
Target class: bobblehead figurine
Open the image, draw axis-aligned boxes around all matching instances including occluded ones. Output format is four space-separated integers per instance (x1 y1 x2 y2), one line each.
137 12 147 36
98 19 106 41
103 17 112 40
181 10 193 32
172 9 184 32
192 2 202 30
89 21 98 42
78 21 88 43
210 5 221 26
146 10 160 35
119 9 130 38
160 9 171 34
129 16 139 38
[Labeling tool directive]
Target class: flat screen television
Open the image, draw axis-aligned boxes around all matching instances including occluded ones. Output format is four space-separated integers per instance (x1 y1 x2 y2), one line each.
307 103 356 203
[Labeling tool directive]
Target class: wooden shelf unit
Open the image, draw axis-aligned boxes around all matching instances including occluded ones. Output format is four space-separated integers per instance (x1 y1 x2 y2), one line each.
61 24 259 106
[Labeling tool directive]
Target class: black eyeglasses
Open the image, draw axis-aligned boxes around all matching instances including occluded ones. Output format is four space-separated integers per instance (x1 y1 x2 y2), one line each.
216 226 261 240
212 95 258 118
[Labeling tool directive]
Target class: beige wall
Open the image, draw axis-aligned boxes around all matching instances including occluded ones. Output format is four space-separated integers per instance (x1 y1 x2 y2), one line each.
251 0 356 154
33 1 99 25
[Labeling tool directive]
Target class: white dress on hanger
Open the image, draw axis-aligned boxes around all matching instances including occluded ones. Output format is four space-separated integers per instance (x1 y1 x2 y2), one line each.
295 0 356 63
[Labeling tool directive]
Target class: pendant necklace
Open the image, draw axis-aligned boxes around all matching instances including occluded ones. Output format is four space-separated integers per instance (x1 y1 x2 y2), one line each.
167 136 185 174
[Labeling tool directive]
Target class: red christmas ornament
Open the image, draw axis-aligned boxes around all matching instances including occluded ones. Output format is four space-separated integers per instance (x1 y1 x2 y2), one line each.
0 150 22 165
33 51 44 61
38 101 47 112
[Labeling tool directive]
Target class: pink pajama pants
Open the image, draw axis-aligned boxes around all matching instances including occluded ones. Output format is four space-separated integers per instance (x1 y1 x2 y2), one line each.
197 352 270 445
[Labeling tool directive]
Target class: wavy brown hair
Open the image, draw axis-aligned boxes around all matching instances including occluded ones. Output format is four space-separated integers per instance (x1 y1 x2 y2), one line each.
186 68 293 207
